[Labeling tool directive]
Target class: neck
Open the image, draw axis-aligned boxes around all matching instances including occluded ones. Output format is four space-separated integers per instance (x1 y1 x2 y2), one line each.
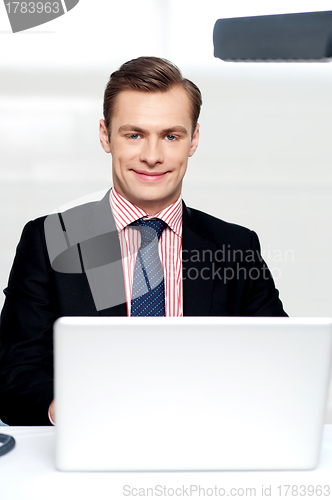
113 188 181 216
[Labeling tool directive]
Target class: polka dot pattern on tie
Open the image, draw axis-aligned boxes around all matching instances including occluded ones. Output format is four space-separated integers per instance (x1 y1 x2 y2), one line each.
130 218 167 317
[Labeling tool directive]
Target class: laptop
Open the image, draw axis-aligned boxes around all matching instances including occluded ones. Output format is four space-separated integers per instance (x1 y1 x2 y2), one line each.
54 316 332 471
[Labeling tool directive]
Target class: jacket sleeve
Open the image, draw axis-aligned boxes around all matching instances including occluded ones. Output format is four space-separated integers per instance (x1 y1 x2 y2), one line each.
0 219 57 425
242 230 288 317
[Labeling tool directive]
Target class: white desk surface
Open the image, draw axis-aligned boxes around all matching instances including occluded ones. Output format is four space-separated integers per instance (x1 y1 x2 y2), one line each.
0 426 332 500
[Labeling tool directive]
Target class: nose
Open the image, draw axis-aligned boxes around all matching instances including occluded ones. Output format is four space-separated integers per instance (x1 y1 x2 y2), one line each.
139 138 164 167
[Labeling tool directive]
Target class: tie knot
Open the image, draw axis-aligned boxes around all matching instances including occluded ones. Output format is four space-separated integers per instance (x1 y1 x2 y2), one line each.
130 218 167 244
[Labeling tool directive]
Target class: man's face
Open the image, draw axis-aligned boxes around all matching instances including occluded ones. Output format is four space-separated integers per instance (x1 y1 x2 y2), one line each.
99 86 199 215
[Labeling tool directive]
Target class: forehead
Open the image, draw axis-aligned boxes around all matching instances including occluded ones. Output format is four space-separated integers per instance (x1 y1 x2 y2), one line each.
111 86 192 129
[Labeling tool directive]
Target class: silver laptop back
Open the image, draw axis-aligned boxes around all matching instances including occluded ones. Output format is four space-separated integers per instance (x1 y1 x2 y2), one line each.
54 317 332 471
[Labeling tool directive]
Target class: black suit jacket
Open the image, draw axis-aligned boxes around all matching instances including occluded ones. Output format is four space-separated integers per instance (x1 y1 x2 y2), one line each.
0 190 286 425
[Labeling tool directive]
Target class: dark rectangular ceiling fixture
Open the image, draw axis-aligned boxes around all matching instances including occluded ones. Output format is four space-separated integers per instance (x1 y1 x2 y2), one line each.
213 11 332 61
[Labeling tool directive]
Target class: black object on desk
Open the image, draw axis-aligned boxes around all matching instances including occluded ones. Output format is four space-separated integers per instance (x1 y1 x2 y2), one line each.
213 11 332 61
0 434 15 456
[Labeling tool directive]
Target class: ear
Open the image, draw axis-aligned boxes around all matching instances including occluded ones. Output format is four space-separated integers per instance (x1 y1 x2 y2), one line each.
188 123 200 157
99 119 111 153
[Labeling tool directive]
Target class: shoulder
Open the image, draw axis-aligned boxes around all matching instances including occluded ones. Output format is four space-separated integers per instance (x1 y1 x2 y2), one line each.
21 200 94 237
25 197 100 227
184 205 258 248
30 188 111 231
17 196 102 257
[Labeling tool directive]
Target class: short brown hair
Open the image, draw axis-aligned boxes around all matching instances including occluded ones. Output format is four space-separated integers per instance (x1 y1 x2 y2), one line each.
103 56 202 137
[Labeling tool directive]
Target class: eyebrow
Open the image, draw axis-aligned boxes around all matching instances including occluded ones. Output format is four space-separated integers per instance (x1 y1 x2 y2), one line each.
117 125 189 136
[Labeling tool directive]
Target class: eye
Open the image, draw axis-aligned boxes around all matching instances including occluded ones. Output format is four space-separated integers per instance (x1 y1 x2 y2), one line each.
165 134 177 141
128 134 140 140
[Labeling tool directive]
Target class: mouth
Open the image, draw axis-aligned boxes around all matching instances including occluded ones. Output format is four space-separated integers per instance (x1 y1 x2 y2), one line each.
132 169 168 182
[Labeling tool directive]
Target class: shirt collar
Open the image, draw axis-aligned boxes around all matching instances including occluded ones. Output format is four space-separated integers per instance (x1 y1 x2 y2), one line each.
110 187 182 237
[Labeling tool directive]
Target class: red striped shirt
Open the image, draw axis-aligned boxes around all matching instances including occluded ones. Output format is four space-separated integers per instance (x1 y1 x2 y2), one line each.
110 188 182 317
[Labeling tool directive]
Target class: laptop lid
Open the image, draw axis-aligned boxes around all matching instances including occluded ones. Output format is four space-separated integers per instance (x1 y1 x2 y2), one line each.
54 317 332 471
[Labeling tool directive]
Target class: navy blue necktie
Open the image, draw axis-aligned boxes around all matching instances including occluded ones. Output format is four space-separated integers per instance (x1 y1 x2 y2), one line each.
130 218 167 316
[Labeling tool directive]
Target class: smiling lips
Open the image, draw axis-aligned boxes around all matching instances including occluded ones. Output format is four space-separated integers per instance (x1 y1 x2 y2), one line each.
133 170 168 182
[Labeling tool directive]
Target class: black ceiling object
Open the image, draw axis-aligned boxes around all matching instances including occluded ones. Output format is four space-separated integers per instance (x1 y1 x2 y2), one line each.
213 11 332 61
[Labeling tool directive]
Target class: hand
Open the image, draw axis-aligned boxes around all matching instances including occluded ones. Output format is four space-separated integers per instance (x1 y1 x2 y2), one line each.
48 399 55 425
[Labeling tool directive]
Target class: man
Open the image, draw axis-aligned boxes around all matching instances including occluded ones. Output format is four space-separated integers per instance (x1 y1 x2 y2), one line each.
0 57 287 426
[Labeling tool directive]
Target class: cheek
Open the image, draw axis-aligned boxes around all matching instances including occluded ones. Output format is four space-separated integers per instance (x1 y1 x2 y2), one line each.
169 146 190 168
113 147 138 165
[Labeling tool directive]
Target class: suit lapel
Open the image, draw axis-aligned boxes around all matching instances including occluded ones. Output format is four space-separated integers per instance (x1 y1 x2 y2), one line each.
88 188 116 236
182 203 216 316
82 189 127 316
98 302 127 317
